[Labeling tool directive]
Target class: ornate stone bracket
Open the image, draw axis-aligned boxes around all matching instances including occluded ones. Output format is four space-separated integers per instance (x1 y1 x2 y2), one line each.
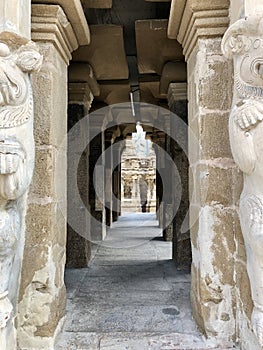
222 16 263 347
0 33 42 348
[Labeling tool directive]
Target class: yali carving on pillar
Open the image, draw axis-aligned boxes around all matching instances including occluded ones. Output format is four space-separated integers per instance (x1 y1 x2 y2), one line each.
0 34 42 331
222 16 263 347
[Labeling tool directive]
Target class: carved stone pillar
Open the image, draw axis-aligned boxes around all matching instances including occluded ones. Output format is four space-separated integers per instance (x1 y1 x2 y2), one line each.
104 130 113 226
222 14 263 349
153 131 165 231
0 35 42 350
112 139 123 221
172 0 242 341
168 82 190 268
89 113 107 241
0 1 42 349
66 63 96 268
17 3 90 349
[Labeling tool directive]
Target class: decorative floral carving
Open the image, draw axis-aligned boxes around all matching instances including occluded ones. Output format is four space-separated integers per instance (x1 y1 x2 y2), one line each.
222 16 263 346
0 41 42 128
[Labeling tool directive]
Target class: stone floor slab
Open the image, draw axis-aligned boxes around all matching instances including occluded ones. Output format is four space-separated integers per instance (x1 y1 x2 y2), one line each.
56 213 238 350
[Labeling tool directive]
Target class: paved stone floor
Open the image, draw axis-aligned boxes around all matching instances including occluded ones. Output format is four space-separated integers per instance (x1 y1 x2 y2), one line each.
56 213 237 350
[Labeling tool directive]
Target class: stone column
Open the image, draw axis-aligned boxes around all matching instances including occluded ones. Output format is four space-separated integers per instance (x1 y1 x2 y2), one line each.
0 1 31 38
17 4 89 349
89 114 106 241
105 130 113 226
175 0 242 341
222 6 263 349
168 82 191 268
112 140 122 221
66 63 96 268
162 116 173 241
0 2 42 349
153 131 165 232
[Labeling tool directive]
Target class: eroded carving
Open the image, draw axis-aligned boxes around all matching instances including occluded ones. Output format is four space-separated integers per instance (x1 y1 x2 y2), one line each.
222 16 263 346
0 35 42 346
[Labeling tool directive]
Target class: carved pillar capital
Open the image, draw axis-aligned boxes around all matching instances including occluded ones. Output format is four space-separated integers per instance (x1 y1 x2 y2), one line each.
68 83 94 110
31 4 78 64
168 0 230 59
68 63 100 112
168 82 187 108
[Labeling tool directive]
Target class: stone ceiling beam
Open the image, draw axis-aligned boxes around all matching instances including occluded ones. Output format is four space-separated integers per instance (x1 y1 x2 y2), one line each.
73 25 129 80
81 0 112 8
167 0 186 39
136 20 184 75
31 0 90 45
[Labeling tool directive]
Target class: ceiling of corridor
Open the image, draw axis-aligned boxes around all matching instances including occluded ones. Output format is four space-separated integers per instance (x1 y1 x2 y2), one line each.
71 0 186 106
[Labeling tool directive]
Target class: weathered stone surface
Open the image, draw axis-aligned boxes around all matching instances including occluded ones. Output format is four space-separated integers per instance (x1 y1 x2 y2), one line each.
191 205 236 339
29 147 55 198
18 4 74 349
199 113 232 159
31 44 68 147
195 162 242 207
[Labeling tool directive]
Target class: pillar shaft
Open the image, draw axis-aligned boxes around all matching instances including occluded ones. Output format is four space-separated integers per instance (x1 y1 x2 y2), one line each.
168 83 190 268
17 4 89 349
66 66 95 268
176 0 241 341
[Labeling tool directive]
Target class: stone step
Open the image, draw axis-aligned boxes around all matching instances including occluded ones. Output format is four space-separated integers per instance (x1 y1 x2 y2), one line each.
55 331 238 350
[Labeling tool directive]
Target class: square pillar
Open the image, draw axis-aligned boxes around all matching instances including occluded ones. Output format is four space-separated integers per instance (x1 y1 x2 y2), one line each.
168 82 191 268
66 64 96 268
89 114 107 242
17 4 89 349
176 0 242 341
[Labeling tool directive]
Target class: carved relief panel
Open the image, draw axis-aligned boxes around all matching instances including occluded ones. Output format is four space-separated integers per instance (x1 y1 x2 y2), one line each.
0 34 42 347
222 16 263 347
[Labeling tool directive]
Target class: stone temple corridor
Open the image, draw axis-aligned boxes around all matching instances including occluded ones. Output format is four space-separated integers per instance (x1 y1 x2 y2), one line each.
56 214 236 350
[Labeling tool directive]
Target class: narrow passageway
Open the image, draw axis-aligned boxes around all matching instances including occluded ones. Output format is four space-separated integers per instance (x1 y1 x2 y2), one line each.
56 214 233 349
